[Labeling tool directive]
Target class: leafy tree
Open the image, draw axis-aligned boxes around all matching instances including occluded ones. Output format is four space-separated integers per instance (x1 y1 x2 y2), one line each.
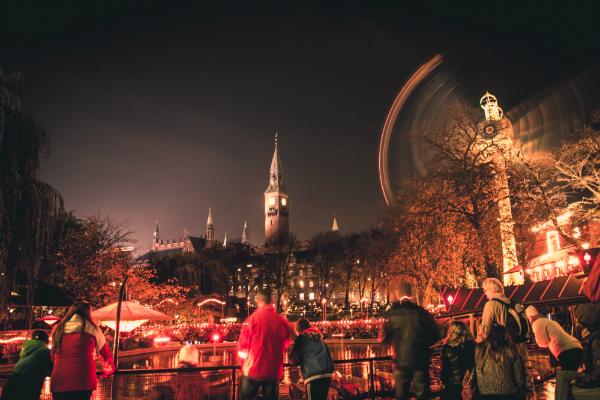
47 214 185 308
420 101 515 278
0 70 63 322
262 233 297 312
308 232 342 303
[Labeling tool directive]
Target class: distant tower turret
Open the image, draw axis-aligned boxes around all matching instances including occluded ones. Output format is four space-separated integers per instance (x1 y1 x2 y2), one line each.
153 220 160 244
264 133 290 245
205 207 215 241
223 232 228 248
332 216 339 235
242 221 248 244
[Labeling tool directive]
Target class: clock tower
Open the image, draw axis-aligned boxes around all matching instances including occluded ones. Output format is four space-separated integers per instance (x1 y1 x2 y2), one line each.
264 133 290 245
477 92 522 286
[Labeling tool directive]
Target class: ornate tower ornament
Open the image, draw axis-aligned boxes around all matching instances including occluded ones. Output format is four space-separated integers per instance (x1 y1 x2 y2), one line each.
480 91 503 121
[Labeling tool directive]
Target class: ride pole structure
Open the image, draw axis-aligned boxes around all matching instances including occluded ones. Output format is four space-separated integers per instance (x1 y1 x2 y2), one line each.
113 275 129 369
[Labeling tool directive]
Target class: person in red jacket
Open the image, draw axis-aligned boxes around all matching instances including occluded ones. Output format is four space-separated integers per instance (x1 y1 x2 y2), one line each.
50 302 115 400
237 289 291 399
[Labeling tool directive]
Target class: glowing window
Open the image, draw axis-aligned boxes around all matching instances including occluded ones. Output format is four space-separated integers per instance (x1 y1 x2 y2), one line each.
546 231 560 254
309 292 314 300
309 280 313 288
299 293 304 300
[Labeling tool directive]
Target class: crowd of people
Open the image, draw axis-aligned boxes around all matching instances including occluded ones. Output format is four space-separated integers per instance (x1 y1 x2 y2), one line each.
0 277 599 399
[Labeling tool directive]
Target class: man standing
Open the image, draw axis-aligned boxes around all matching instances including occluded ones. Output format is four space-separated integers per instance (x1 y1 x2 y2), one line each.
237 289 290 399
476 277 530 343
380 280 440 400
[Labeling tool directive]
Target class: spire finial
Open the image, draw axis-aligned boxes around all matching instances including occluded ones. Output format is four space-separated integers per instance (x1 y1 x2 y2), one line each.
274 131 278 145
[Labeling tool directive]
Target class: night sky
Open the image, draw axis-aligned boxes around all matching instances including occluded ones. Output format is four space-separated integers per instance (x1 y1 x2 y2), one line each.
2 1 599 248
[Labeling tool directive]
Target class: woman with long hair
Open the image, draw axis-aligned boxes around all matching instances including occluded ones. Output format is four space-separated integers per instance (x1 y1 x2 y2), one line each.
50 302 114 400
473 325 530 400
441 321 474 399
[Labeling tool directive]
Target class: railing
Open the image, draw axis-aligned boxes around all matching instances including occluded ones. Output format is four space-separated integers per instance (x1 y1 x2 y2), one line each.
0 347 554 399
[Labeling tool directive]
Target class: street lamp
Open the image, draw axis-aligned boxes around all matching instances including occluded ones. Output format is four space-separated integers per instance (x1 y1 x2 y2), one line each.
322 298 327 322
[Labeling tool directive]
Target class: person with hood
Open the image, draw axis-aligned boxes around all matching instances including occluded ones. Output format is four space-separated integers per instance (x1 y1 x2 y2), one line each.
379 280 440 400
0 330 52 400
289 319 334 400
237 289 291 400
50 301 115 400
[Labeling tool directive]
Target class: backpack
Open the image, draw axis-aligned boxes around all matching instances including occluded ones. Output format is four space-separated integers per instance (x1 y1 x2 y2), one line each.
491 298 531 343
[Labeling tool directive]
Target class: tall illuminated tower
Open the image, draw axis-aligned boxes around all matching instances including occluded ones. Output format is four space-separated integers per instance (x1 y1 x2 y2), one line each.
264 133 289 245
477 92 522 286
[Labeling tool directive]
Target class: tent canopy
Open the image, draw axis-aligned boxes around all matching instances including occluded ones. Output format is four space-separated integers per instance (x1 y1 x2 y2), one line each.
92 301 173 322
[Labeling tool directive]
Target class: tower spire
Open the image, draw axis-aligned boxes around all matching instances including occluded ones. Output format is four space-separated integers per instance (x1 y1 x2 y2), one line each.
332 215 339 233
241 220 248 244
223 232 227 248
265 132 284 193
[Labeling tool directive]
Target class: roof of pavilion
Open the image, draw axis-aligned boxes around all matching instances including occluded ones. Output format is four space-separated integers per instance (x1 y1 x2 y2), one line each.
440 273 589 318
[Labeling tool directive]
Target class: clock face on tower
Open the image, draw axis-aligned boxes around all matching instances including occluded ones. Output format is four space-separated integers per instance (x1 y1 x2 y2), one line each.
482 124 497 140
281 198 287 206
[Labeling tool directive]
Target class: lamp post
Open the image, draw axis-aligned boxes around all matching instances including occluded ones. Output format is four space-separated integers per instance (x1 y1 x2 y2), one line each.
322 298 327 322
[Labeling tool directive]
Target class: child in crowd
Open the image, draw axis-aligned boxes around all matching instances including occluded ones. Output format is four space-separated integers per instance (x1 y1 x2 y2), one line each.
0 330 52 400
289 319 334 400
441 321 474 400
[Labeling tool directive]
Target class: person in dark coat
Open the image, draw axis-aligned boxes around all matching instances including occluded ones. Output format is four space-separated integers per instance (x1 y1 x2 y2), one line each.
574 303 600 388
1 330 52 400
440 321 474 400
379 280 440 400
289 319 334 400
554 303 600 400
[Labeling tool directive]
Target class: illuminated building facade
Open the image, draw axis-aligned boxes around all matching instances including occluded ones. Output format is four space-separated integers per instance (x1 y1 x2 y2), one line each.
525 212 600 282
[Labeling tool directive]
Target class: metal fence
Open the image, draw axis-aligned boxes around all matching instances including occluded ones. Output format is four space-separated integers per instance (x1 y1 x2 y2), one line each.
0 346 554 400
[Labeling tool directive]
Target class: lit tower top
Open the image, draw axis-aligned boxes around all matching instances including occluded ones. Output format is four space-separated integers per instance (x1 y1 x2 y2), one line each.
480 91 503 121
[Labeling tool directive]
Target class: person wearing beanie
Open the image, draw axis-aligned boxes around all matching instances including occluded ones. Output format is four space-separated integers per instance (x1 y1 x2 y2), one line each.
526 305 583 371
289 319 334 400
379 279 440 400
1 330 52 400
